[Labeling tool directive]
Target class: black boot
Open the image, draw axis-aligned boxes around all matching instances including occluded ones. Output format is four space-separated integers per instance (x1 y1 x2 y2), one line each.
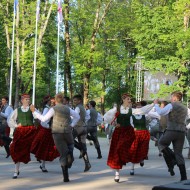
87 134 93 141
67 152 74 169
162 147 176 176
96 147 102 159
4 145 10 158
2 135 12 145
61 166 69 182
178 165 187 181
79 151 83 159
83 153 91 172
74 140 81 150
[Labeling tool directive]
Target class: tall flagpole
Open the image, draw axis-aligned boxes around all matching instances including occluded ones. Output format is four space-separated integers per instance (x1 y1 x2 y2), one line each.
56 22 60 94
56 0 63 94
32 0 40 105
9 0 18 106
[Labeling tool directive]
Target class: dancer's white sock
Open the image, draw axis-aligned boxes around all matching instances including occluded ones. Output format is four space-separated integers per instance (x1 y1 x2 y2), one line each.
115 169 119 176
41 160 45 168
131 163 135 170
15 162 20 173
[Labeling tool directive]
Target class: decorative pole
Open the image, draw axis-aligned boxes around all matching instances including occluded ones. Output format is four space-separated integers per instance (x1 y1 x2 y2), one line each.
56 0 63 94
135 57 143 102
32 0 40 105
9 0 18 106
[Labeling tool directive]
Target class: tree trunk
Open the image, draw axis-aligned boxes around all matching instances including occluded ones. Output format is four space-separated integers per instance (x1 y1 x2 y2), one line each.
37 0 55 48
64 64 67 97
83 73 90 105
101 71 106 115
83 0 113 103
64 0 73 98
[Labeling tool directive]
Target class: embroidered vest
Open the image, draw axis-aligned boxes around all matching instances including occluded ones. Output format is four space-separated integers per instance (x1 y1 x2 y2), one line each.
117 108 132 127
132 115 146 130
17 108 34 126
51 104 71 133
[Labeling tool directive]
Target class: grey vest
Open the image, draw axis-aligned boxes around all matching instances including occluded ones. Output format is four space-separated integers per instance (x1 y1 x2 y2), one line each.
167 102 187 132
51 104 71 133
75 104 86 127
87 108 98 127
0 104 8 133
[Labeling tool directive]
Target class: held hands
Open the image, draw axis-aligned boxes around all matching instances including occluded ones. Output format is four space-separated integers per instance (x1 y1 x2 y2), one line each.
116 123 120 128
30 104 35 113
17 123 22 128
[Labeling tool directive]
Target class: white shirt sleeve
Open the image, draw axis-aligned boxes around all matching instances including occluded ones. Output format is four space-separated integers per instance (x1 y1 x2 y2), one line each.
97 112 103 125
186 108 190 120
33 108 55 123
132 103 155 115
130 116 134 127
103 107 117 124
40 107 50 128
154 103 172 116
75 107 80 114
85 109 90 123
0 106 13 120
186 123 190 129
8 109 18 128
147 108 161 119
70 108 80 127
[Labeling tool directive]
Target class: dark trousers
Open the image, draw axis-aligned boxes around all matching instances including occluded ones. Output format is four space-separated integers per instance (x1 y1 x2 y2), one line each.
52 133 74 167
73 126 87 154
158 130 185 166
87 126 100 149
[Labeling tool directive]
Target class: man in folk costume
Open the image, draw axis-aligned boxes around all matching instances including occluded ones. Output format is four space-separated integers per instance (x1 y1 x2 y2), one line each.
30 93 80 182
0 96 13 158
8 94 37 179
154 91 188 181
86 100 102 159
72 94 91 172
104 93 154 182
30 95 60 173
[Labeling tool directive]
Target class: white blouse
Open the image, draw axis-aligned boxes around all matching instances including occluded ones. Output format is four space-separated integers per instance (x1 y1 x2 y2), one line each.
103 103 154 126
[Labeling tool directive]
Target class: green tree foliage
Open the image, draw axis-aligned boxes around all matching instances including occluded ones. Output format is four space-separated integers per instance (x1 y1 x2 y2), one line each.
0 0 190 110
130 0 190 100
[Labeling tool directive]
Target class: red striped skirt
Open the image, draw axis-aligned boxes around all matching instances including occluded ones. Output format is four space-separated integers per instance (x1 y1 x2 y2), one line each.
107 126 135 169
30 126 59 161
10 126 37 164
0 127 10 146
129 130 150 163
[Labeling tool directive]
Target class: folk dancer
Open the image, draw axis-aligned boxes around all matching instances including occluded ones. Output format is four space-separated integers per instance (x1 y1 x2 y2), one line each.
129 101 150 175
30 93 80 182
86 100 102 159
104 93 154 182
0 96 13 158
8 94 37 179
30 95 59 172
154 91 188 181
72 94 91 172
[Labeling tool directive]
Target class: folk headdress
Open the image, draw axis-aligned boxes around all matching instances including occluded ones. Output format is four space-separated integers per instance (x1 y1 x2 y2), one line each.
21 94 30 99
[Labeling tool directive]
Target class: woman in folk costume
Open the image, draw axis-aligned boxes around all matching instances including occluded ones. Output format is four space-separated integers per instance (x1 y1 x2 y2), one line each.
104 93 154 182
129 101 150 175
8 94 37 179
30 96 59 172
